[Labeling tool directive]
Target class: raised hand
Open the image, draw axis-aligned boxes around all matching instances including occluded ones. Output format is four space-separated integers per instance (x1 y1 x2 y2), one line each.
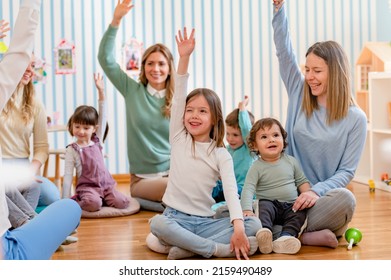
112 0 134 27
0 20 10 39
238 95 249 111
176 27 195 75
94 72 105 101
175 27 195 58
273 0 285 11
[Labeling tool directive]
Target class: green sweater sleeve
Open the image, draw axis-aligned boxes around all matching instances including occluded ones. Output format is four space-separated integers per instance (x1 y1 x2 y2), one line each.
98 25 137 97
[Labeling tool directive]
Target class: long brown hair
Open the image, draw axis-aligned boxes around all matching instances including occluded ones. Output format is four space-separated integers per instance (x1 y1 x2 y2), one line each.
139 43 175 118
303 41 356 125
185 88 225 154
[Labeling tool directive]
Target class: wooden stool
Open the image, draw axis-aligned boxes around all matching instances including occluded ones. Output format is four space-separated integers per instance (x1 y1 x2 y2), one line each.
43 148 66 188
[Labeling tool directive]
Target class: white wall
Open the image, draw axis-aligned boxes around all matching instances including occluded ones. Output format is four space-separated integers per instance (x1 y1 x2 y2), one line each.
0 0 377 174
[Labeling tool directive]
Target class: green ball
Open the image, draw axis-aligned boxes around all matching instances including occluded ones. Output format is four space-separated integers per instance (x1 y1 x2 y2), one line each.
344 228 363 244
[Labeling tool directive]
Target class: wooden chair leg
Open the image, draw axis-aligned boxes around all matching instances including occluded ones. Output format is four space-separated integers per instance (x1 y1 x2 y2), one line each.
54 154 61 188
43 156 49 177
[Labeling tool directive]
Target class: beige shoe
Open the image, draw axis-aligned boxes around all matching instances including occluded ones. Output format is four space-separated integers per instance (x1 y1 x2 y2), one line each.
256 228 273 254
272 236 301 254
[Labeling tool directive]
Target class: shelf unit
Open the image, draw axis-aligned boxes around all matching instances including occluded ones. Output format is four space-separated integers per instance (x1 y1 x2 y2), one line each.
356 65 371 120
354 72 391 192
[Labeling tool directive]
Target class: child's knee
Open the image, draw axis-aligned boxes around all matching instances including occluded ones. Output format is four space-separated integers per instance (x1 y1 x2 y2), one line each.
79 197 102 212
112 197 130 209
149 214 166 235
105 192 130 209
244 216 263 235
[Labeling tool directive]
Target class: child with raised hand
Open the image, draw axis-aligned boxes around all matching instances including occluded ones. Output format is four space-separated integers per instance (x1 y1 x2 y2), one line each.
148 27 262 260
212 95 255 206
241 117 310 254
62 73 130 212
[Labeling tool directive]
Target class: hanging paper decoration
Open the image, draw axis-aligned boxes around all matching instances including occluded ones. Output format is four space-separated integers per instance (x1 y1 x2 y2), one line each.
33 56 49 84
122 38 144 80
54 39 76 75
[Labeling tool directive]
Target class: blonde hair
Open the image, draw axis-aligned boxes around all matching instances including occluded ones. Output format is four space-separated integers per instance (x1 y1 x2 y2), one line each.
1 81 35 124
303 41 356 125
139 43 175 118
186 88 225 154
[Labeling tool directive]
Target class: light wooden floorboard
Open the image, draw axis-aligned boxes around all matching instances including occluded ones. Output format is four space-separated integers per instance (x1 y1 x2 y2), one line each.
52 181 391 260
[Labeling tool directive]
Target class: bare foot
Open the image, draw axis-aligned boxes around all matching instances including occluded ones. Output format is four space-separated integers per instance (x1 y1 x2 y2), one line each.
300 229 338 248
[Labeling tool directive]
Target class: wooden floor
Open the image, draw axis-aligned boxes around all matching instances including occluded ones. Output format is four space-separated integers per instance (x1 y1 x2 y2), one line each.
52 181 391 260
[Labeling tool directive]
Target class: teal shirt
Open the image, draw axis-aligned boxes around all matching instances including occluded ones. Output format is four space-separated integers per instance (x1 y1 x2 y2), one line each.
98 25 170 174
212 110 255 201
227 110 256 189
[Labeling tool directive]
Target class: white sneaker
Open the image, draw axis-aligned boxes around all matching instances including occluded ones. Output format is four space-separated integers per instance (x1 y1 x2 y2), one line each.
62 235 78 245
256 228 273 254
272 236 301 254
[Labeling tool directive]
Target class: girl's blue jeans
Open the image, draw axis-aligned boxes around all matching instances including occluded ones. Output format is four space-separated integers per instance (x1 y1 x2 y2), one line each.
150 206 262 258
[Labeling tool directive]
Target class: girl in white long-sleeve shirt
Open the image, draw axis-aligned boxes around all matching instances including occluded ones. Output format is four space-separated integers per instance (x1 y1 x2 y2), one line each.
148 28 262 260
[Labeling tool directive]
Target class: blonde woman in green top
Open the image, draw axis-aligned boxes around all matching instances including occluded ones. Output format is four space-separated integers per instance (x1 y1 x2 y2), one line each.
98 0 175 211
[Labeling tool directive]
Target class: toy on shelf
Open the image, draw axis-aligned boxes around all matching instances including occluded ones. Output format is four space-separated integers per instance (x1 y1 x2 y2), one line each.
381 173 391 186
344 228 363 250
368 179 375 192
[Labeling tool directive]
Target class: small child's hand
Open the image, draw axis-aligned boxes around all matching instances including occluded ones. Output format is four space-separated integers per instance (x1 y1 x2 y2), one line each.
238 95 249 111
94 73 105 101
273 0 285 11
0 20 10 39
243 210 255 217
175 27 195 58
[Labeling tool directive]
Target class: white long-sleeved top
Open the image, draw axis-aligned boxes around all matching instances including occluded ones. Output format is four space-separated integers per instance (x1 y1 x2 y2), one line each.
1 0 41 239
162 74 243 222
